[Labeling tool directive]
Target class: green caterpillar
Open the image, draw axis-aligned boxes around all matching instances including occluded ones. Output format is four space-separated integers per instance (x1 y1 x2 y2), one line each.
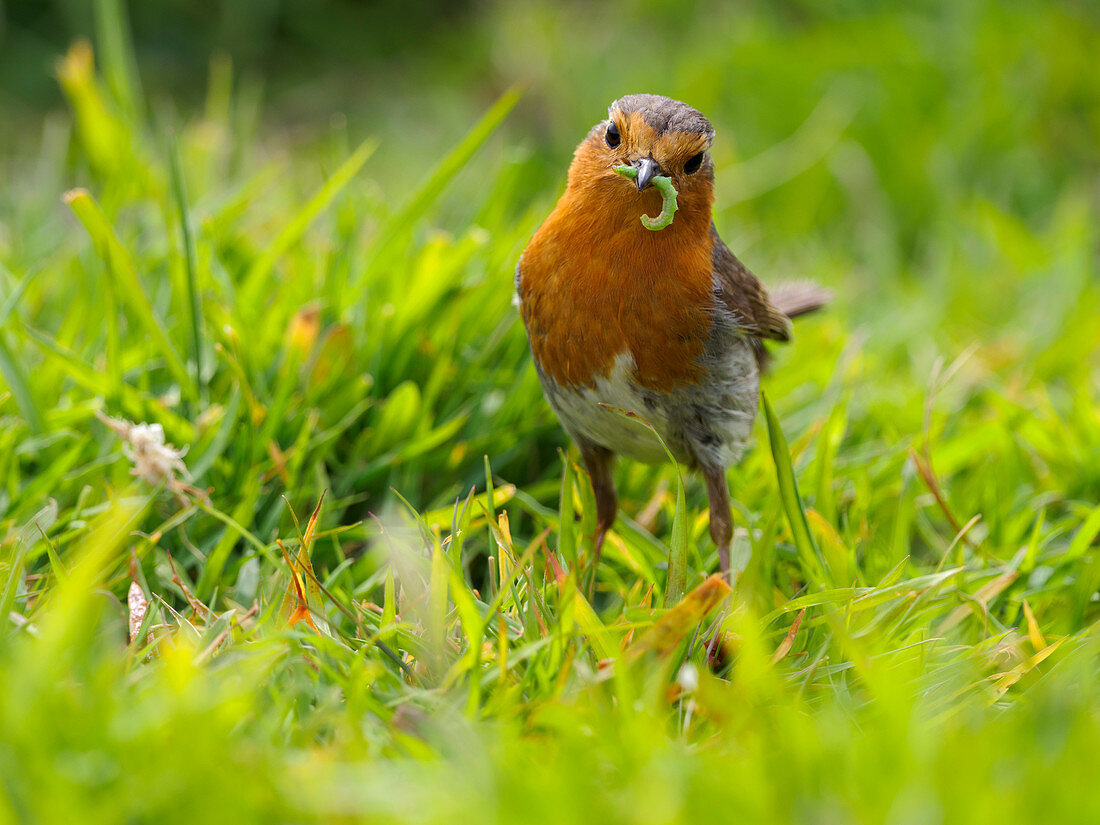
613 165 678 231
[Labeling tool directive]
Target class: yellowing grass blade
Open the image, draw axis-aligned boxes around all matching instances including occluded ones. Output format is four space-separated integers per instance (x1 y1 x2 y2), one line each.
1022 599 1046 652
770 608 806 665
991 636 1067 698
626 574 731 660
278 540 318 633
939 571 1017 633
56 41 134 178
570 585 617 662
278 493 328 634
301 493 324 554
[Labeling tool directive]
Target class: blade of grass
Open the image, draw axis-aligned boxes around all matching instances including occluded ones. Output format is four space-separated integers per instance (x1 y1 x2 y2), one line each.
64 188 195 399
2 502 59 631
0 263 36 327
168 133 205 410
558 451 577 568
0 338 43 435
1066 503 1100 560
0 266 44 433
20 323 190 440
428 536 449 679
92 0 144 121
360 85 523 278
238 137 378 309
762 392 827 586
600 403 689 606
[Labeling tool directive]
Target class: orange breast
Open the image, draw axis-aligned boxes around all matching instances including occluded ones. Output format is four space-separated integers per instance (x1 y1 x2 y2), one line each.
519 174 716 393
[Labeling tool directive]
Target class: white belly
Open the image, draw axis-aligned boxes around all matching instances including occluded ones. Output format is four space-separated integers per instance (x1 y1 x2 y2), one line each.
546 353 674 464
539 346 758 470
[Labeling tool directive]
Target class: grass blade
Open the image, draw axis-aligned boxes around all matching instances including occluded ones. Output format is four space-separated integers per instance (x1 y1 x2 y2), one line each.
558 452 577 567
665 456 689 606
0 264 36 327
599 403 689 605
92 0 144 121
239 137 378 309
2 503 59 631
361 85 523 276
0 337 43 435
168 133 205 409
0 266 44 433
64 188 195 399
762 392 826 586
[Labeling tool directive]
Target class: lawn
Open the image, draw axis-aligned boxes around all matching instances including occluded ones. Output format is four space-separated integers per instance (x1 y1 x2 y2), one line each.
1 1 1099 822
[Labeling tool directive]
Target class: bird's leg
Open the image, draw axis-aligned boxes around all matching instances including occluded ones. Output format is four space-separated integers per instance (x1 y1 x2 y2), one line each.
704 468 733 580
579 444 617 573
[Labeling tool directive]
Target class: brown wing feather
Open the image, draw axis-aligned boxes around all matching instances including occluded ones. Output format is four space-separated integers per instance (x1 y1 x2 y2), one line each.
710 228 794 342
710 228 831 371
769 280 833 320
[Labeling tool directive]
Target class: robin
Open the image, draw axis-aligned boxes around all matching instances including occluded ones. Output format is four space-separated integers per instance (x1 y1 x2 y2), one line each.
515 93 829 577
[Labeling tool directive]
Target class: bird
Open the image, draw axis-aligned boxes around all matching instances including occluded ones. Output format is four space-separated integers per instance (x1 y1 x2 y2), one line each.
515 93 829 578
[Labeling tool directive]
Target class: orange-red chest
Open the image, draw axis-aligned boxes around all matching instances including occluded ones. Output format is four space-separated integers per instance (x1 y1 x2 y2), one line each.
518 184 716 393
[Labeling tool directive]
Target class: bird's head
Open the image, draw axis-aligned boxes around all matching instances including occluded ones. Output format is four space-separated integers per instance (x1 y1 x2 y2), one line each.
568 94 716 227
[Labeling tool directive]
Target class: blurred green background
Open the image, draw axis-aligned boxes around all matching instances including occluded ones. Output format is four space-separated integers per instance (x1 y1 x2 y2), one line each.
7 0 1097 220
5 0 1098 316
1 1 1099 822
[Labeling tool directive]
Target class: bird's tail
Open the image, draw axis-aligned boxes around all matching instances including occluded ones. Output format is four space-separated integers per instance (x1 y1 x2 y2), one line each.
771 281 832 320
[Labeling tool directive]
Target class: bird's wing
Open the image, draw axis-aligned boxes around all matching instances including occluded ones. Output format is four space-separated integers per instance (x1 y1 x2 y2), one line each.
710 229 795 342
768 280 833 321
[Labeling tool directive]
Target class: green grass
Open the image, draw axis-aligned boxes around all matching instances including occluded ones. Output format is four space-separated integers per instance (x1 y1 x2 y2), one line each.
1 1 1099 822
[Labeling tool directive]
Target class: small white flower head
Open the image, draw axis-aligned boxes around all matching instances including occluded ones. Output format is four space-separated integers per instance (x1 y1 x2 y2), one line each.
97 412 191 488
677 662 699 693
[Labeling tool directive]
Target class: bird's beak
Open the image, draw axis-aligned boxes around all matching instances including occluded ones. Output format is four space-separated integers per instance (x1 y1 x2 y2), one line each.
632 157 661 191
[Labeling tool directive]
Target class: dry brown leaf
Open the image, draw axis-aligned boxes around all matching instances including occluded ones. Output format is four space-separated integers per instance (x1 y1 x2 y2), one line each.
278 493 327 633
127 580 148 644
770 608 806 665
939 571 1017 633
168 557 212 621
626 574 731 660
279 539 319 632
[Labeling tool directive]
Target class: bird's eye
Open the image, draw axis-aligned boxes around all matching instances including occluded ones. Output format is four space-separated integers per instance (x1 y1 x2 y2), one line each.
684 151 704 174
605 122 621 148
